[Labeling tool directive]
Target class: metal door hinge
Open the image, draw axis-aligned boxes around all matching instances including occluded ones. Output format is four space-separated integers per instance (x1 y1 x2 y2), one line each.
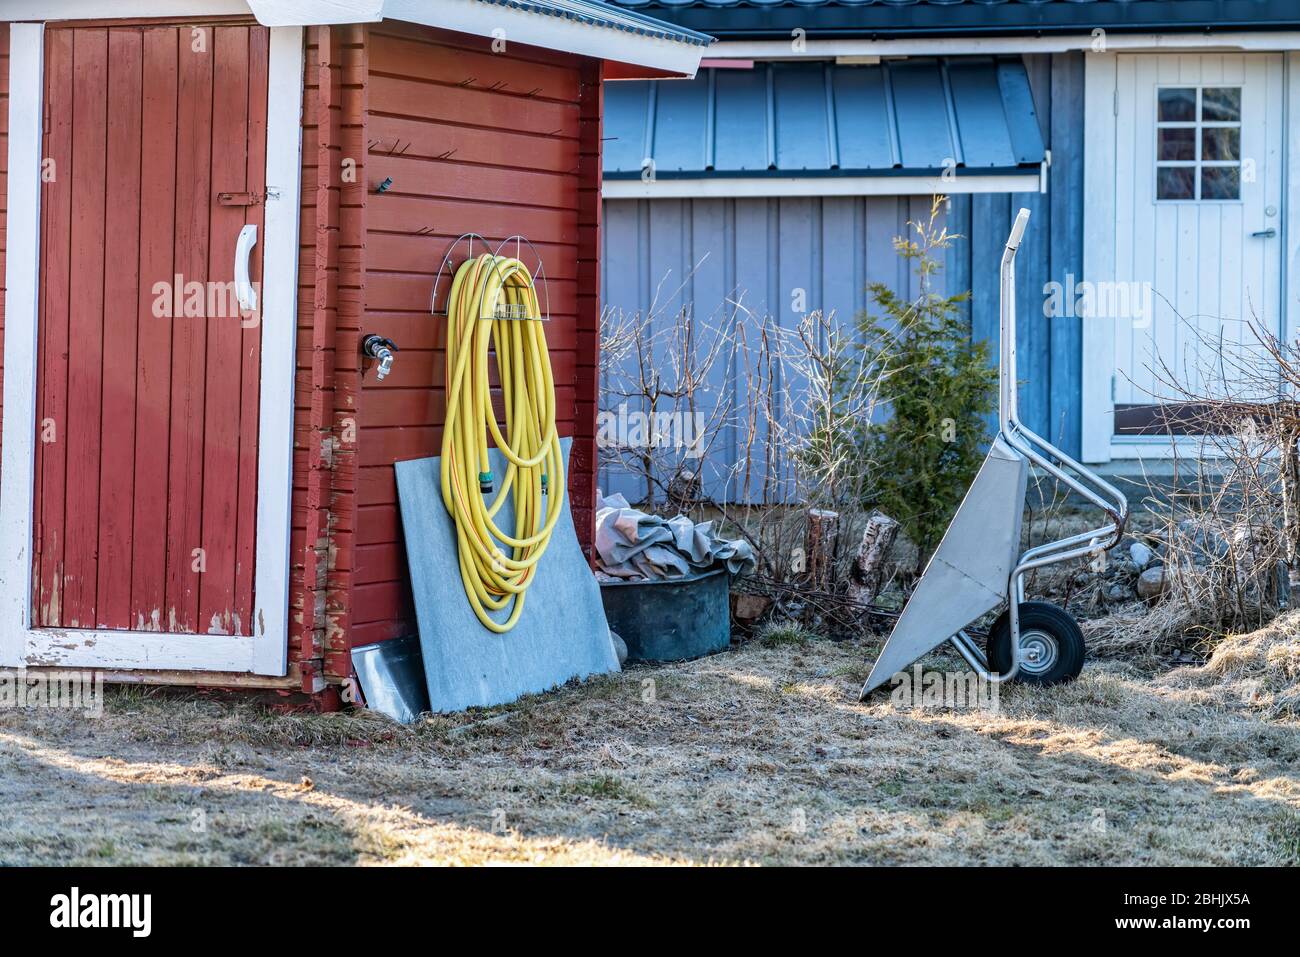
42 104 50 135
218 191 262 207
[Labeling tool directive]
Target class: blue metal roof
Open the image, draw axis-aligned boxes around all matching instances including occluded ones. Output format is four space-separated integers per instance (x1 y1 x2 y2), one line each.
606 0 1300 39
603 58 1044 178
476 0 713 45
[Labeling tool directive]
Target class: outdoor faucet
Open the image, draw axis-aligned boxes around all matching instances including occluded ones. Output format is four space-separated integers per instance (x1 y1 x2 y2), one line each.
362 334 399 381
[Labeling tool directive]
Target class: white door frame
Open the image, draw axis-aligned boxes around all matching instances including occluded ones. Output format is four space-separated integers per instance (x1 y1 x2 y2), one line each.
1082 47 1300 464
1081 52 1118 464
0 21 304 674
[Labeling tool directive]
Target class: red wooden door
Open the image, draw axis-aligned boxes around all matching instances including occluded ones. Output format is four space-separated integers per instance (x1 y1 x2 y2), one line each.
33 23 268 636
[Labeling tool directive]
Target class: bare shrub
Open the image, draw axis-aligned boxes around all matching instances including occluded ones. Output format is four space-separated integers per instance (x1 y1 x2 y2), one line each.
598 263 735 509
1078 312 1299 655
599 273 891 633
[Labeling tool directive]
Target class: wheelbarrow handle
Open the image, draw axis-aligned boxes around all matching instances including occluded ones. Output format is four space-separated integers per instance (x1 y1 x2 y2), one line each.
1006 207 1030 250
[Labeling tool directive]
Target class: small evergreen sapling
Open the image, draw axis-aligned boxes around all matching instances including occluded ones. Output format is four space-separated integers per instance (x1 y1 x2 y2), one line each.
854 200 997 575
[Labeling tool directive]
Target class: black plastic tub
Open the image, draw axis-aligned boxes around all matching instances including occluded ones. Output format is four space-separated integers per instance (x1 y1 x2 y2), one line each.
598 568 731 662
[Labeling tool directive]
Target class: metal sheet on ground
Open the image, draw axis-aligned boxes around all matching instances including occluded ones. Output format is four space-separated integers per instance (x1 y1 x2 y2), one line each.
352 636 430 725
396 439 619 713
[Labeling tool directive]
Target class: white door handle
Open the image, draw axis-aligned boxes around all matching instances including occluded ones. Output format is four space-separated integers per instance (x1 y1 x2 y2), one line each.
235 224 258 312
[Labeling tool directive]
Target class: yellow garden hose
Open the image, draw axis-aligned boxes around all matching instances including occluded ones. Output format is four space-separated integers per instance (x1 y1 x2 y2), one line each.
440 253 564 633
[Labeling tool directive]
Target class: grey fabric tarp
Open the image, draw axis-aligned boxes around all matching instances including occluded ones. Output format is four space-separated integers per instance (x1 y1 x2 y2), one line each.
594 492 757 580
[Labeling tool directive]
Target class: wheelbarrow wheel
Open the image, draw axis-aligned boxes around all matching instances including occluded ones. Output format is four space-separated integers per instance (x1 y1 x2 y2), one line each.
986 601 1085 685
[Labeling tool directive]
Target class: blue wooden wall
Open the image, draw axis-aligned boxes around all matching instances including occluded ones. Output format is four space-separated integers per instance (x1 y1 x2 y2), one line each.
947 52 1085 459
598 53 1085 503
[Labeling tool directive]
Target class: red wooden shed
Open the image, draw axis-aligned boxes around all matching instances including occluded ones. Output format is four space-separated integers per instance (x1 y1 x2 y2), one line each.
0 1 709 697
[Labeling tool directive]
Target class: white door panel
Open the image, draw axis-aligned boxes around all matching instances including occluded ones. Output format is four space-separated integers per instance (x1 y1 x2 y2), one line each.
1110 53 1283 418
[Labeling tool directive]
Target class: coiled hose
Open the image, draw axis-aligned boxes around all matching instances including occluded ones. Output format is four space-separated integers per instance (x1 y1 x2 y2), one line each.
440 253 564 633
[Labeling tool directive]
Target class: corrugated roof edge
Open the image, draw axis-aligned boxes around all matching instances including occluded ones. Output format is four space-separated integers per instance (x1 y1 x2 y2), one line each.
478 0 715 46
604 0 1300 39
603 166 1036 179
603 58 1044 178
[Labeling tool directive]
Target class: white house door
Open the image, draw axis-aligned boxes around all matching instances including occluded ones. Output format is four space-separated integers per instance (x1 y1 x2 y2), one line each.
1105 53 1283 446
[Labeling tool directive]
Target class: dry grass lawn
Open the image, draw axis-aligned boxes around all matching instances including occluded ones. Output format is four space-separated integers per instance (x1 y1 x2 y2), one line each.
2 619 1299 866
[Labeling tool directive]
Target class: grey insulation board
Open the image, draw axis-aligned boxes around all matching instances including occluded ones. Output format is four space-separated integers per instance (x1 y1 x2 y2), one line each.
395 438 619 713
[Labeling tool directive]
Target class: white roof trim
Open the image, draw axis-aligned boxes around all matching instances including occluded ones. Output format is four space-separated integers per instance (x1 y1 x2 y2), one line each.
6 1 255 18
383 0 703 76
11 0 706 76
248 1 384 25
708 31 1300 61
603 173 1043 200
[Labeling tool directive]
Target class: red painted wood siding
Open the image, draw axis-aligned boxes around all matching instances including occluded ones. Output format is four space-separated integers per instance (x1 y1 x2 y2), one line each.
0 21 603 681
32 24 268 634
0 25 9 470
349 22 599 647
290 24 367 690
573 60 602 555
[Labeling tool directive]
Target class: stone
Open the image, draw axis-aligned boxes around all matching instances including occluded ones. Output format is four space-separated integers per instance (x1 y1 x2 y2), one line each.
609 630 629 667
1136 566 1167 600
1129 541 1154 571
1112 558 1139 577
731 592 773 626
1105 583 1134 602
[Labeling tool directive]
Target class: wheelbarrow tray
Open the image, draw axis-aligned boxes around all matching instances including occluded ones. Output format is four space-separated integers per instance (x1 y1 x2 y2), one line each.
860 437 1028 697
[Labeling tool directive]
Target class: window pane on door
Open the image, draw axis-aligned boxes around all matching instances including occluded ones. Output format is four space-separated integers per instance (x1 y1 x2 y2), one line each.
1157 166 1195 200
1201 87 1242 121
1201 127 1240 161
1158 128 1195 160
1158 87 1196 121
1201 165 1240 200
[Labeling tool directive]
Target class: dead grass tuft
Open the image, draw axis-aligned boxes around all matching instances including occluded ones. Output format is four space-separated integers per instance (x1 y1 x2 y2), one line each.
1081 602 1207 662
111 689 413 749
1268 811 1300 865
1158 610 1300 718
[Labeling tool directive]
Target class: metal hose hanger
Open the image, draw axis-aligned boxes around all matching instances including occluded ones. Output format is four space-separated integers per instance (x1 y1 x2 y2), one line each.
431 233 553 323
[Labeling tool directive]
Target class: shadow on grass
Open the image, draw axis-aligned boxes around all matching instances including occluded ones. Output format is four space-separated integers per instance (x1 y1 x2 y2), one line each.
1 645 1297 866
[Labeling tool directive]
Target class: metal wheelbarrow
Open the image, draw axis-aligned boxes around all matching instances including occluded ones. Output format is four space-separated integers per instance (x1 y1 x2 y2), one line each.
860 208 1129 698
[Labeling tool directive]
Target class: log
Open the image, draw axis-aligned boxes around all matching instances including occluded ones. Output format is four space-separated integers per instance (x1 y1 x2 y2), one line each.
731 592 773 627
1283 430 1300 572
805 508 840 590
847 511 899 607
